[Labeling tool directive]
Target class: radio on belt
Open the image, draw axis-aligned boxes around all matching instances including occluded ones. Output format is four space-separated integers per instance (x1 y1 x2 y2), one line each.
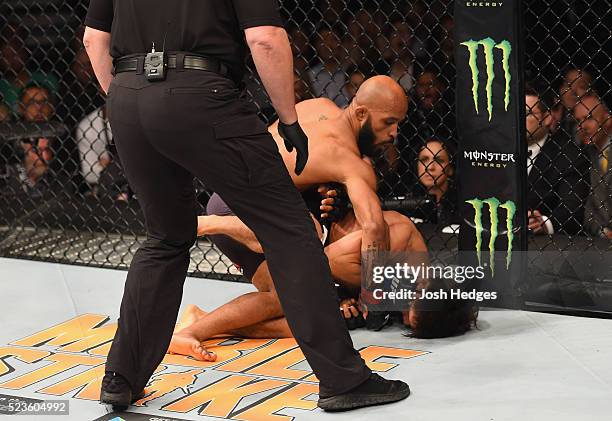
145 42 167 81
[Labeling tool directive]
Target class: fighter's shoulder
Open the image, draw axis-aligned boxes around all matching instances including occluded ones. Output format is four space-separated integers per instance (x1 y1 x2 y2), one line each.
334 152 377 187
296 97 341 117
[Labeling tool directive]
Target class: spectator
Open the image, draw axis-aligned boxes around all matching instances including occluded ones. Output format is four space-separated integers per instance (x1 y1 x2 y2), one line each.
75 105 112 194
431 15 455 82
573 95 612 239
60 28 106 126
0 26 59 118
2 85 59 195
0 102 10 122
414 138 458 226
559 68 595 113
294 73 312 103
287 27 315 102
409 70 455 145
19 84 55 124
341 66 365 104
318 0 347 27
307 28 349 107
374 20 415 93
348 9 380 52
288 27 314 76
525 82 590 235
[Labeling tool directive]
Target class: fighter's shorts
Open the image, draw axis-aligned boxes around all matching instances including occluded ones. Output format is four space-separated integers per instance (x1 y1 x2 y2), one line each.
206 193 266 280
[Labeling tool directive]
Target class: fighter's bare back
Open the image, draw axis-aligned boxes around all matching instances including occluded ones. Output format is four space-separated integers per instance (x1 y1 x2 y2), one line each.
268 98 373 190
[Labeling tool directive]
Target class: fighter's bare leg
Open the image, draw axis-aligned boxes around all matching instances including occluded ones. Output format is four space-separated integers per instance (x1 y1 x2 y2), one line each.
169 261 284 358
174 304 292 338
198 215 262 253
197 214 323 254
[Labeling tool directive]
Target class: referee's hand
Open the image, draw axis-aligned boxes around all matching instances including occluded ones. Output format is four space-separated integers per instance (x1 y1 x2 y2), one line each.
278 121 309 175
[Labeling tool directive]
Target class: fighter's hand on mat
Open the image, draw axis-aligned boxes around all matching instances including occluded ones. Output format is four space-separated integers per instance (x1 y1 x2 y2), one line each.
278 120 309 175
339 298 360 319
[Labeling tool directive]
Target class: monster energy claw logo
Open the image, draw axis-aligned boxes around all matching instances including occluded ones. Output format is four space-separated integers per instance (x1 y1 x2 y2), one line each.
460 38 512 121
466 198 516 276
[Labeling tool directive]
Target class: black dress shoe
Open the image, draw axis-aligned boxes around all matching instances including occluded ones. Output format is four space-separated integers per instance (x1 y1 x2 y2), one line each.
100 372 144 411
317 373 410 412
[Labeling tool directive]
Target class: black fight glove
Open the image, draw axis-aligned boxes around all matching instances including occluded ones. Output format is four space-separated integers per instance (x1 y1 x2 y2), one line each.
278 121 309 175
319 183 351 224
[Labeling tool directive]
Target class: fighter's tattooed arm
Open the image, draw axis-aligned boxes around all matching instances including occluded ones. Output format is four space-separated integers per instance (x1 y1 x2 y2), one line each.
340 158 390 288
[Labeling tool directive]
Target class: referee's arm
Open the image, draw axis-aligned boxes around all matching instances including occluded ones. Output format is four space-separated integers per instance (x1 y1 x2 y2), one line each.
83 27 113 95
246 27 298 125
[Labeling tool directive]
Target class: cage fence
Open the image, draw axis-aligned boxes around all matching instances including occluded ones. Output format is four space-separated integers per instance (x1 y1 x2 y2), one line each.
0 1 610 304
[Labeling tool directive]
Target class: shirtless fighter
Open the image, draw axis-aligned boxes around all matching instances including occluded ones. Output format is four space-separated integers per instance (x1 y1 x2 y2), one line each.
169 76 475 360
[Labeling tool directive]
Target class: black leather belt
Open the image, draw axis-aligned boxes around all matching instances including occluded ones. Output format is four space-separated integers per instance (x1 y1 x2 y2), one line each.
113 53 229 77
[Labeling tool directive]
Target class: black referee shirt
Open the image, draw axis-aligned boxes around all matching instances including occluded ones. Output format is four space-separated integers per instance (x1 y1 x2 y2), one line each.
84 0 284 82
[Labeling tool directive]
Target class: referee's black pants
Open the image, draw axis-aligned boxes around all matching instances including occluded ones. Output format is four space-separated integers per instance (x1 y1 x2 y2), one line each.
105 69 371 396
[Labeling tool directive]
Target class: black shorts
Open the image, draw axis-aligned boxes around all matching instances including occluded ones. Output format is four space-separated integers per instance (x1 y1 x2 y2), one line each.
206 193 265 280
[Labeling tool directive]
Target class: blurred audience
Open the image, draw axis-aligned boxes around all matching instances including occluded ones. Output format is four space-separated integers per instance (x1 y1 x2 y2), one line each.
61 28 106 126
374 19 415 93
307 28 349 107
559 68 595 113
0 102 11 122
1 5 608 246
0 26 58 119
573 95 612 239
341 66 366 104
288 27 314 76
1 85 59 195
409 70 455 145
525 82 590 235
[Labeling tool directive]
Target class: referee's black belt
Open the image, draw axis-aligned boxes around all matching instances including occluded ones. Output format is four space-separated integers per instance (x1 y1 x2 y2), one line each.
113 53 229 78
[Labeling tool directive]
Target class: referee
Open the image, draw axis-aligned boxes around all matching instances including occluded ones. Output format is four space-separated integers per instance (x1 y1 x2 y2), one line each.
83 0 409 412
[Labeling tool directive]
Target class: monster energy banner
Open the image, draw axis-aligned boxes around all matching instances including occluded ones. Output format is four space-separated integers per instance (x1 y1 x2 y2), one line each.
454 0 527 308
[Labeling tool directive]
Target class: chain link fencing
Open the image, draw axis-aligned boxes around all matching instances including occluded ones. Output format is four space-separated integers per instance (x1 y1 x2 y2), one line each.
1 1 610 308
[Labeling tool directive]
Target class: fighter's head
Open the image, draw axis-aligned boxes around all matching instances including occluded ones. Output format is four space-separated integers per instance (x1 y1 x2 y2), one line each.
404 278 478 339
349 75 409 157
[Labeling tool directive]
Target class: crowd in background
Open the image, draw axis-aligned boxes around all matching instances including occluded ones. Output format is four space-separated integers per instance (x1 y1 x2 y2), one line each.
0 0 610 241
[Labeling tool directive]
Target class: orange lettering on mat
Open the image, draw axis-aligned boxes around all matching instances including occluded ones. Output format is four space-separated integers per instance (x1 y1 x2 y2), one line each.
246 347 311 380
0 346 51 377
136 369 204 406
217 339 298 374
162 375 287 417
0 353 102 389
37 364 105 400
233 383 318 421
360 346 429 372
11 314 112 352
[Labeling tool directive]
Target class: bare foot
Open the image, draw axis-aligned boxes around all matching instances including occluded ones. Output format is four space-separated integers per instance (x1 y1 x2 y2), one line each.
174 304 207 333
168 330 217 362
